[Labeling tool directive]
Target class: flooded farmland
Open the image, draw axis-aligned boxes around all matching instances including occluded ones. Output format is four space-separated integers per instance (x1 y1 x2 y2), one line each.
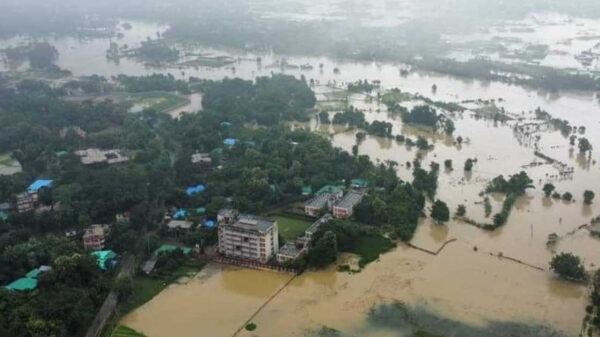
1 14 600 337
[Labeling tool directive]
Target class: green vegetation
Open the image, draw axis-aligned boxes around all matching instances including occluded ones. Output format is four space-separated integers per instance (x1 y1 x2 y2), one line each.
562 192 573 201
332 106 366 127
127 92 189 113
111 325 147 337
401 105 439 128
455 204 466 217
272 215 312 241
135 40 179 63
583 270 600 336
464 158 474 171
584 190 595 204
485 171 533 195
431 200 450 223
579 137 592 154
347 235 395 268
543 183 555 197
305 220 395 269
245 323 257 331
549 253 586 282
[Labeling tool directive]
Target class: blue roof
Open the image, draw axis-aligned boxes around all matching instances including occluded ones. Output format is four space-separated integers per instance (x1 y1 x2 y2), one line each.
173 209 187 220
223 138 237 146
220 121 232 127
186 184 205 196
28 179 53 192
204 220 215 228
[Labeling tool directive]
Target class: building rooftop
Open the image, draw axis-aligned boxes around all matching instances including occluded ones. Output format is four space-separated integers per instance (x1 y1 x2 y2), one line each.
335 192 364 210
305 214 333 236
0 202 13 211
350 179 368 188
306 193 331 209
0 211 7 221
167 219 193 230
225 214 276 233
186 184 205 196
172 209 188 220
75 148 129 165
316 185 345 196
191 153 212 164
204 220 215 228
91 250 117 270
223 138 237 146
6 277 37 291
28 179 53 192
83 224 110 238
278 238 309 258
301 186 312 196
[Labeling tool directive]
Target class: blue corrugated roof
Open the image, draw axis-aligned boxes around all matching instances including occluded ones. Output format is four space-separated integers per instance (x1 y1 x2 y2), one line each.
186 184 205 195
173 209 187 219
223 138 237 146
28 179 53 192
204 220 215 228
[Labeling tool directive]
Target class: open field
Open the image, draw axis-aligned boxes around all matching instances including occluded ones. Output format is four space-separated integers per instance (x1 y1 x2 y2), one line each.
271 215 313 241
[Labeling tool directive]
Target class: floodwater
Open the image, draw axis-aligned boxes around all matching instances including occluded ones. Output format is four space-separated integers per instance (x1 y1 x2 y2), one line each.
1 18 599 337
167 93 203 119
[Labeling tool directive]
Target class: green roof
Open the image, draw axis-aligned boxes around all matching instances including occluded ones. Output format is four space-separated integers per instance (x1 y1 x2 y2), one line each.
91 250 117 270
301 186 312 196
316 185 345 196
25 269 41 279
196 207 206 214
6 277 37 291
211 148 223 156
154 245 191 256
351 179 368 188
0 211 8 221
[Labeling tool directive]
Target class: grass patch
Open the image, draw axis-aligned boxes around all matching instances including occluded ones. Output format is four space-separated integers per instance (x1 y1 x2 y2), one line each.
347 235 395 269
118 259 207 315
111 325 147 337
118 277 166 315
272 215 312 241
127 92 189 113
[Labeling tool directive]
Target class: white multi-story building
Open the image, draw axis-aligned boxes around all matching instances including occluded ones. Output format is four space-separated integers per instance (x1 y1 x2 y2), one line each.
217 209 279 263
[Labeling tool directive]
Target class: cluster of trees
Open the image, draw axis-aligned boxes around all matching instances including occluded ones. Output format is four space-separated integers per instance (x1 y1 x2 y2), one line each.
412 164 439 199
115 74 189 93
347 80 377 93
400 105 455 135
353 181 425 241
135 40 179 63
0 235 108 337
585 269 600 336
202 74 316 125
485 171 533 227
331 106 366 127
485 171 533 195
4 42 61 71
549 252 586 281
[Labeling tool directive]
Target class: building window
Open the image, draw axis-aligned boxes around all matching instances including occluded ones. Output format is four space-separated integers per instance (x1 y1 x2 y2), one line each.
243 237 249 242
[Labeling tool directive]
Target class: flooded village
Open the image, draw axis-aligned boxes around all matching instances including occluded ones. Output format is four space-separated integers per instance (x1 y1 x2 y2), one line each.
1 1 600 337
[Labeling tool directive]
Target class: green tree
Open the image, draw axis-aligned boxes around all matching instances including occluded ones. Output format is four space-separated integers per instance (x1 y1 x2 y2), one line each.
308 231 338 268
431 200 450 223
444 159 452 170
444 119 455 135
543 183 555 197
562 192 573 201
584 190 595 204
464 158 474 171
579 137 592 154
549 253 586 281
455 204 466 217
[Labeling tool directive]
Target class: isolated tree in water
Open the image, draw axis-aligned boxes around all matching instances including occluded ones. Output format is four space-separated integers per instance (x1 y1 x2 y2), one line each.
550 253 586 281
543 183 555 197
431 200 450 223
584 190 595 204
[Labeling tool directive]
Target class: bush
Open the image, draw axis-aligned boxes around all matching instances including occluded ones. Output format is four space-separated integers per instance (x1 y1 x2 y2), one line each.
550 253 586 281
562 192 573 201
245 323 257 331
